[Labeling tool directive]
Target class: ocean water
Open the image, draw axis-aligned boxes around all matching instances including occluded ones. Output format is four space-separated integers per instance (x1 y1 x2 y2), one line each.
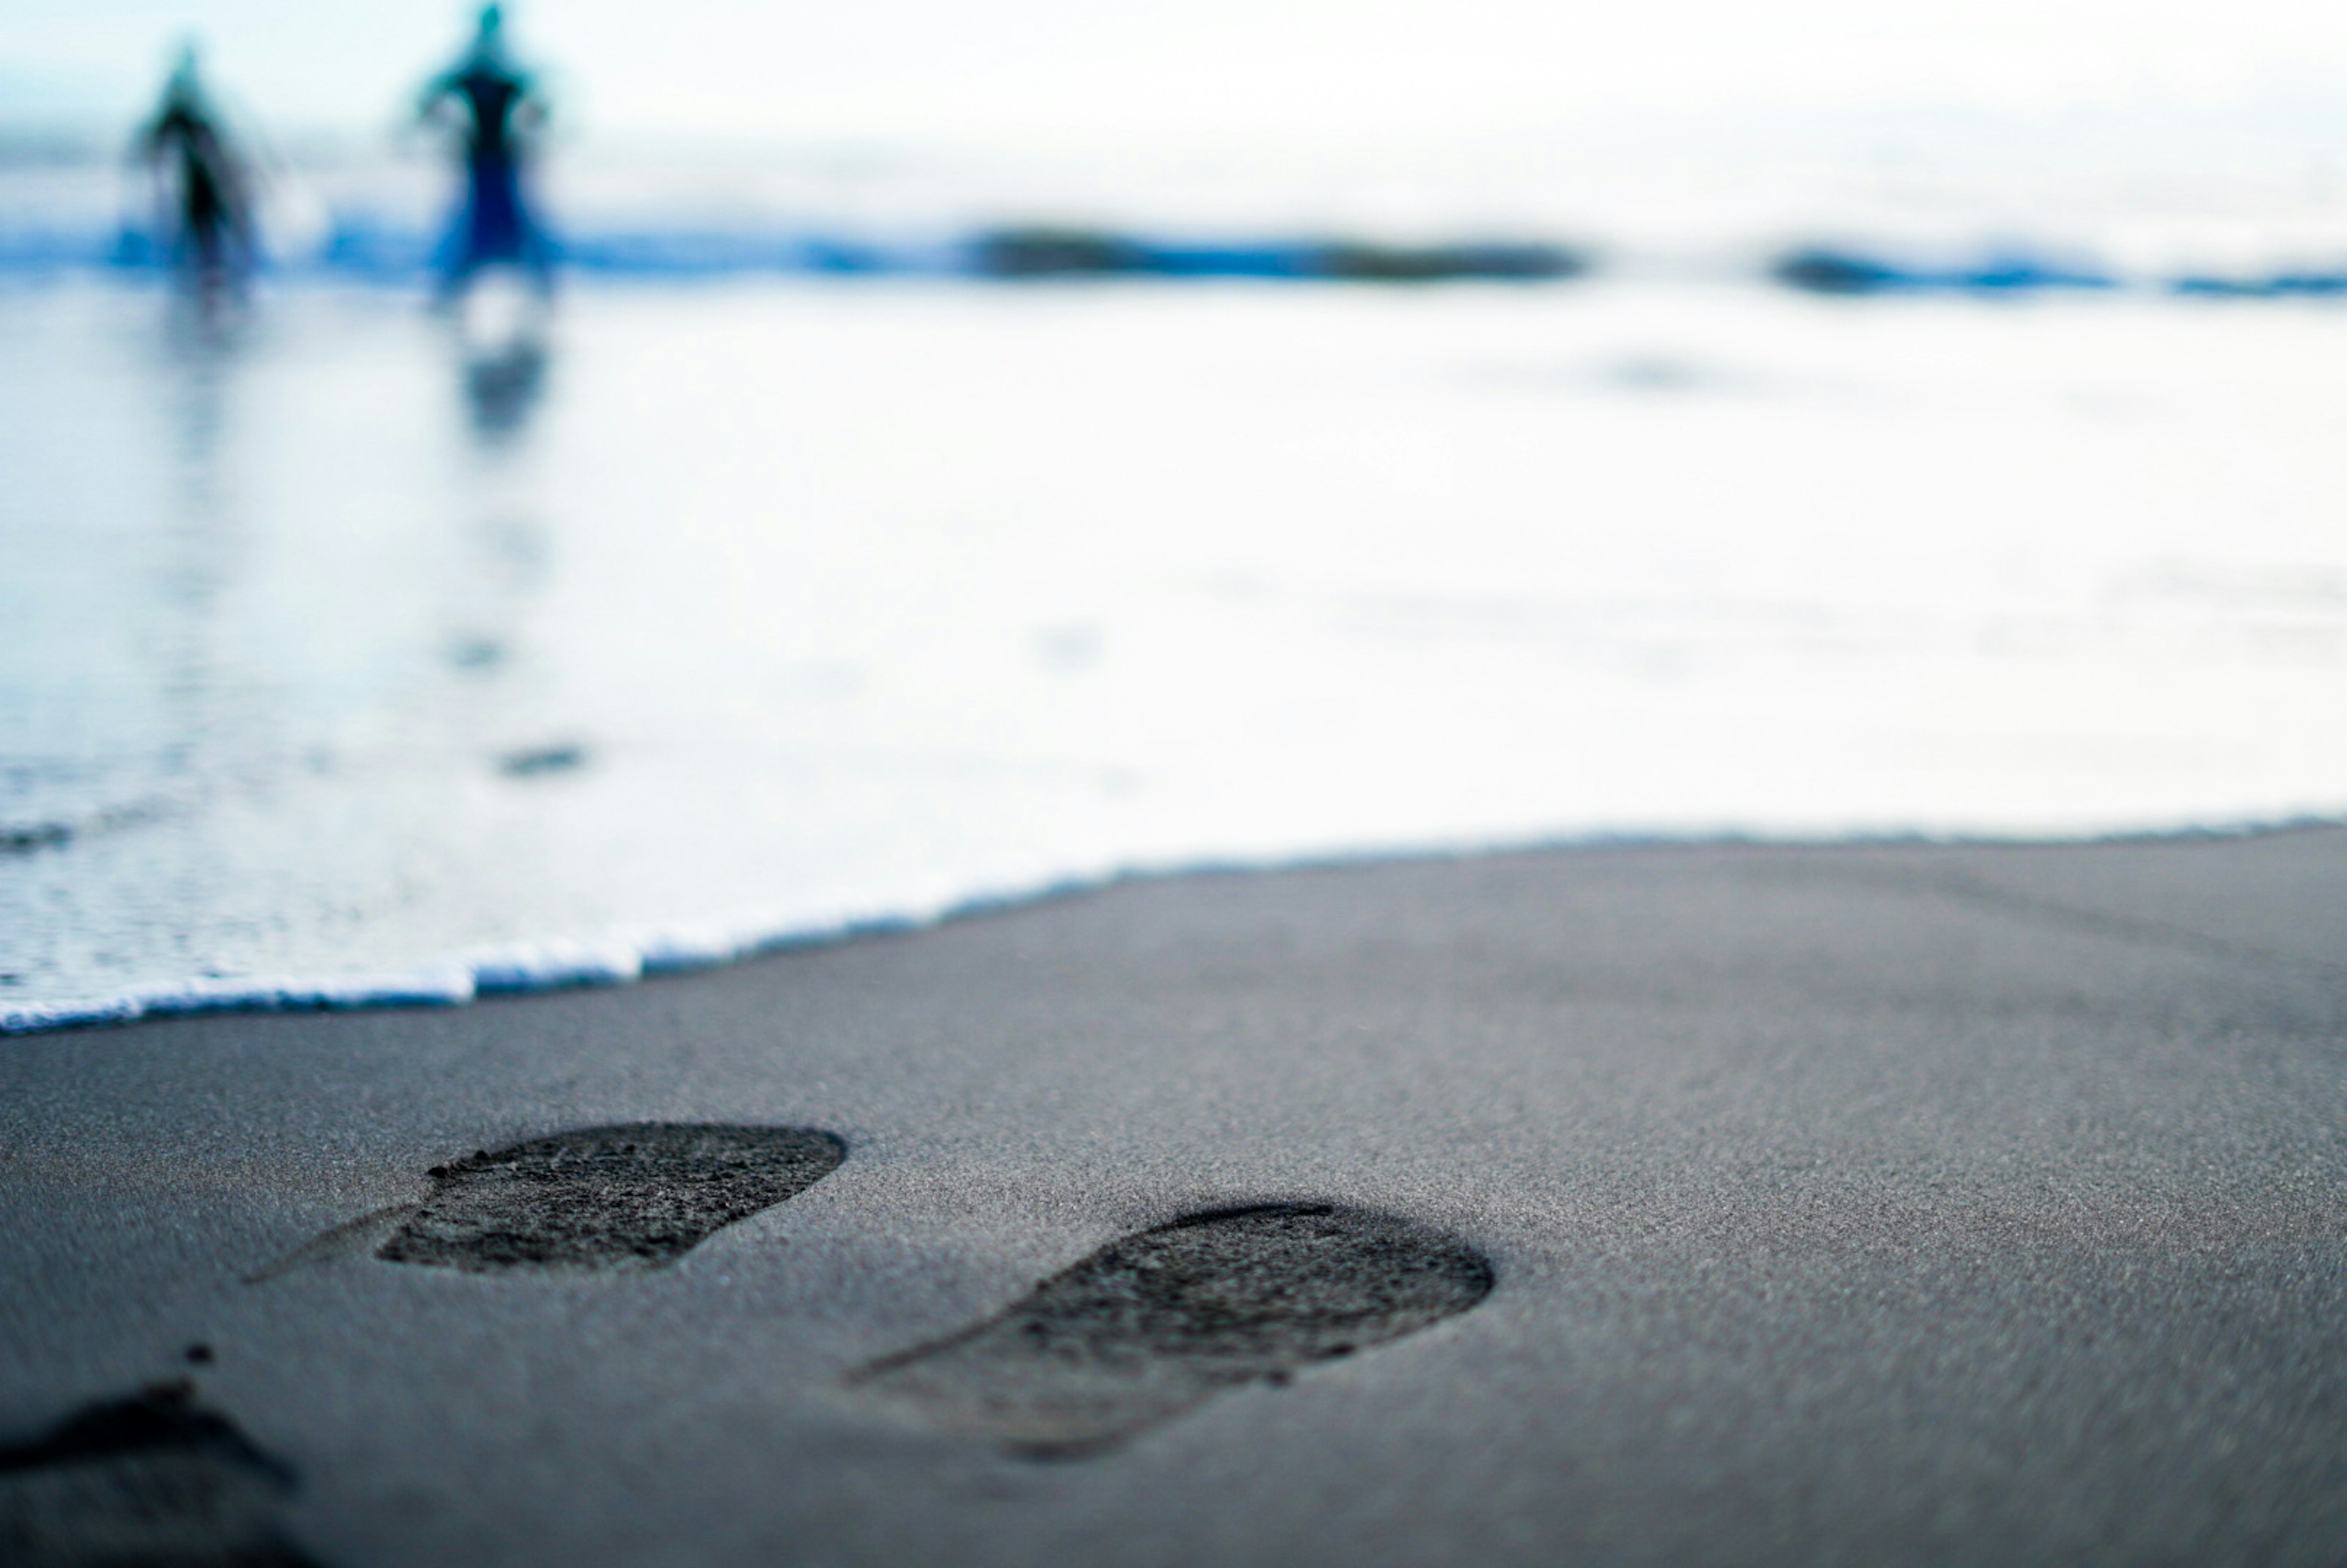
7 266 2347 1030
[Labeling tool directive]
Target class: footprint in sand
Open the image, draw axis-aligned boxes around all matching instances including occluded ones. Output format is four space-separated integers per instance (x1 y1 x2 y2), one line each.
852 1203 1494 1455
0 1382 317 1567
378 1123 846 1273
263 1123 845 1279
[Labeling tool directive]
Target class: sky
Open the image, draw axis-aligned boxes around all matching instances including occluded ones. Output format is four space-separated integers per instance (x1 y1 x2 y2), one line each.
9 0 2347 152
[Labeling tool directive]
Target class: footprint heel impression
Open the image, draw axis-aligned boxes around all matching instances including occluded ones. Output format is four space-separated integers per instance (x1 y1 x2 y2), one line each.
854 1203 1494 1455
376 1122 846 1273
0 1384 316 1567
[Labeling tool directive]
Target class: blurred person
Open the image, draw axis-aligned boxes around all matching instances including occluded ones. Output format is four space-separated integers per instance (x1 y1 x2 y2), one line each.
136 46 254 296
418 4 554 302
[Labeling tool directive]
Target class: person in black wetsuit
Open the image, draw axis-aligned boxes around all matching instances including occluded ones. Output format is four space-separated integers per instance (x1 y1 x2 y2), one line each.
138 48 253 291
418 5 553 299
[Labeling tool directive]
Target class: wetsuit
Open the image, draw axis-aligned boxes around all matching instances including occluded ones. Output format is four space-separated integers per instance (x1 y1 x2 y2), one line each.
144 101 246 276
430 57 551 289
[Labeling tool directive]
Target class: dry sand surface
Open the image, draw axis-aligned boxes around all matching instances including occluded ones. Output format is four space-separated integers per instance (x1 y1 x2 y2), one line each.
5 828 2347 1565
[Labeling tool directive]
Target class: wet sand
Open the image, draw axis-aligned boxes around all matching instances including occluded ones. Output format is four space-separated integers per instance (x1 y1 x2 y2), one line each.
4 828 2347 1565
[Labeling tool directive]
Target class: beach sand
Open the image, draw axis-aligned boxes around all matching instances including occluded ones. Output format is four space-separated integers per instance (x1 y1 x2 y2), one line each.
5 827 2347 1564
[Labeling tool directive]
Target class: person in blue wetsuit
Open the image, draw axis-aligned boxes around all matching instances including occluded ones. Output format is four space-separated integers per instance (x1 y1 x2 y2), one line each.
138 46 254 293
419 5 554 299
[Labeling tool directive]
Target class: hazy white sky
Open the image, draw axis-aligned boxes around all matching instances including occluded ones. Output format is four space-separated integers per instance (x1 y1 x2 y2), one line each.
9 0 2347 147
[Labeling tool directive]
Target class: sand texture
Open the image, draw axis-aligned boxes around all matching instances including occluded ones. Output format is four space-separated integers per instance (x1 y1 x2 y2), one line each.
4 829 2347 1564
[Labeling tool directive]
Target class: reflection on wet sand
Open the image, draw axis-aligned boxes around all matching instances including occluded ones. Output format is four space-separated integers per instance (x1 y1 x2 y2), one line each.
461 331 549 442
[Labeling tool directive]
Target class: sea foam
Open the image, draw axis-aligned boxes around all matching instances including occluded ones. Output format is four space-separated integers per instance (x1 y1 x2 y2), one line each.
8 279 2347 1033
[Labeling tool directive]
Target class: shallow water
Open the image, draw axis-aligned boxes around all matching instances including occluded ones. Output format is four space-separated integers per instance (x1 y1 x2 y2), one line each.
6 276 2347 1027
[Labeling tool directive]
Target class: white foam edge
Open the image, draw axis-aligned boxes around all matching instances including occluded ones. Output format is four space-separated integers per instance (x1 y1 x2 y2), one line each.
6 811 2340 1037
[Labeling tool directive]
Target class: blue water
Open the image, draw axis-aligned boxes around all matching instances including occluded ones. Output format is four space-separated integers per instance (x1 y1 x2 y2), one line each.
12 217 2347 297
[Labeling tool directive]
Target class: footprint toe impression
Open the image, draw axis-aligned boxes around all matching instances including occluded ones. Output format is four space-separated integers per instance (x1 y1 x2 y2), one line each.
378 1123 845 1273
854 1203 1493 1455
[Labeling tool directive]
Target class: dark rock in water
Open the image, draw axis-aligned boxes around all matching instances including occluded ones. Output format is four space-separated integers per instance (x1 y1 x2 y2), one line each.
0 821 74 855
2172 270 2347 298
378 1122 848 1273
854 1203 1494 1455
971 227 1588 283
496 743 587 778
1772 244 2115 296
972 228 1155 278
449 637 505 672
1313 241 1585 282
1772 247 1901 295
0 1383 317 1567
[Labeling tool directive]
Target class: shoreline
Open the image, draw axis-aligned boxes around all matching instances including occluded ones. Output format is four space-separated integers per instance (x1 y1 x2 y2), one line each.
9 811 2343 1036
